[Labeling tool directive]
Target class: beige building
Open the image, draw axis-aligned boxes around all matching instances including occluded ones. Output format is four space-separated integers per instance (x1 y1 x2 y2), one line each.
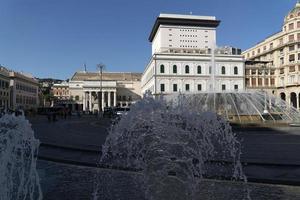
243 2 300 110
9 71 39 111
0 67 10 110
53 71 142 112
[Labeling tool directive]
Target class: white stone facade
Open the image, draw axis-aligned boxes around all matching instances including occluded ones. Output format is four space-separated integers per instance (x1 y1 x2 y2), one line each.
142 13 245 95
53 71 142 112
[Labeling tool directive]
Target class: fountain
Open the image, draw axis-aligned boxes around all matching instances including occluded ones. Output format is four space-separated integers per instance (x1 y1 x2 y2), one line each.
93 94 250 200
0 114 42 200
92 45 258 199
164 91 300 124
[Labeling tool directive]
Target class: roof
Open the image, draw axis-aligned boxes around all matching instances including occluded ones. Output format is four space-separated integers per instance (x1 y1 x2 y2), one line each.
71 71 142 81
149 13 220 42
285 1 300 21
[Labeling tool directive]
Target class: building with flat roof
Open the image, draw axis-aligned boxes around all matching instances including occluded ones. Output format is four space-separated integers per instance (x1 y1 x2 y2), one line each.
9 71 39 111
142 13 245 95
242 1 300 110
52 71 142 112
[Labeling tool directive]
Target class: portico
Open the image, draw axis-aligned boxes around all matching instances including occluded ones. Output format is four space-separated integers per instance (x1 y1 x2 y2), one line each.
82 90 117 112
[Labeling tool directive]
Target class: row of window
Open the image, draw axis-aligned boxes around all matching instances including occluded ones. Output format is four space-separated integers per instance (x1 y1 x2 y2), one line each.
180 40 198 43
0 91 9 97
178 29 199 32
16 95 37 105
16 83 37 94
245 78 275 87
70 95 133 102
0 99 9 107
160 83 238 92
0 80 9 89
159 65 239 75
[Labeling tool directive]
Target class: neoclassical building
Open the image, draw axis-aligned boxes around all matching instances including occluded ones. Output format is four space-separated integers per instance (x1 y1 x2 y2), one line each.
141 14 245 95
52 71 142 112
243 2 300 110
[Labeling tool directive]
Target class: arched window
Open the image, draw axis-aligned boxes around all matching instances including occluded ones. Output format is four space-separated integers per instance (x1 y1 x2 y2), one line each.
75 96 79 101
221 66 226 75
173 65 177 73
160 64 165 73
234 66 238 75
185 65 189 74
197 65 201 74
209 66 212 74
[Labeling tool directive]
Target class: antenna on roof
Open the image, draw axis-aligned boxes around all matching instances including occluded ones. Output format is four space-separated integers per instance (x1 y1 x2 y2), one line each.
84 62 87 72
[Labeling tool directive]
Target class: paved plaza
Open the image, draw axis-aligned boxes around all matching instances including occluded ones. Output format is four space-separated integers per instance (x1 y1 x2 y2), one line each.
27 114 300 199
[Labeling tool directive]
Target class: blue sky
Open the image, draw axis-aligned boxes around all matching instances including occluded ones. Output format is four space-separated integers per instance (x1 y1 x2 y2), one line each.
0 0 297 79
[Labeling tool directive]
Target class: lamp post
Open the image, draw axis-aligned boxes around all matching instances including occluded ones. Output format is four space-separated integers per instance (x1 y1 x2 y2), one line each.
262 64 268 114
97 63 105 115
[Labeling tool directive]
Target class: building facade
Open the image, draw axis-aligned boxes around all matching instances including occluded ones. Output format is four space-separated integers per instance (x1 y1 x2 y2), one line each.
243 2 300 110
9 71 39 111
0 67 10 110
142 14 245 95
52 71 142 112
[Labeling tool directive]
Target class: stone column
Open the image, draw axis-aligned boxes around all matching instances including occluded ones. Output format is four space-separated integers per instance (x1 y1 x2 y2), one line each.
89 92 92 111
297 94 299 110
83 92 86 111
101 91 105 111
108 91 111 107
114 91 117 107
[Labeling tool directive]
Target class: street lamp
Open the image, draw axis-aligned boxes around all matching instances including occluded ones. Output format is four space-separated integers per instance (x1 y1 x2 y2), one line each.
96 63 105 114
262 64 269 114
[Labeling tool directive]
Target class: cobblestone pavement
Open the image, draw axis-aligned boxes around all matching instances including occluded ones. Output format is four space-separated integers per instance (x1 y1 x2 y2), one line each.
38 160 300 200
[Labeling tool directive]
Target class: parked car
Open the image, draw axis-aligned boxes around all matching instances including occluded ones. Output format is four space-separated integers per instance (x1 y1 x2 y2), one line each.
115 107 130 117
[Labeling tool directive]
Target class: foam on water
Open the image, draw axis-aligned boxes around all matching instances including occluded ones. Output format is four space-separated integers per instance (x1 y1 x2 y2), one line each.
0 114 42 200
94 94 250 200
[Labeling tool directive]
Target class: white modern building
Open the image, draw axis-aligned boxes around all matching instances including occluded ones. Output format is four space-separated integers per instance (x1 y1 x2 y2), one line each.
141 13 245 95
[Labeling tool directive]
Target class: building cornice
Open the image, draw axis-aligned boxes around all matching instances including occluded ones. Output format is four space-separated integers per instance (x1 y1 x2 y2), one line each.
149 16 220 42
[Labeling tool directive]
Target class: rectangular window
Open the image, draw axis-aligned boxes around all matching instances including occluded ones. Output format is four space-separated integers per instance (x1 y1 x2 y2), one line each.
221 84 226 91
234 85 238 90
289 45 295 51
289 34 295 42
271 78 275 86
252 78 256 86
289 23 294 30
264 78 269 86
280 57 284 65
185 84 190 91
197 84 202 91
289 54 295 62
173 84 177 92
160 84 165 92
